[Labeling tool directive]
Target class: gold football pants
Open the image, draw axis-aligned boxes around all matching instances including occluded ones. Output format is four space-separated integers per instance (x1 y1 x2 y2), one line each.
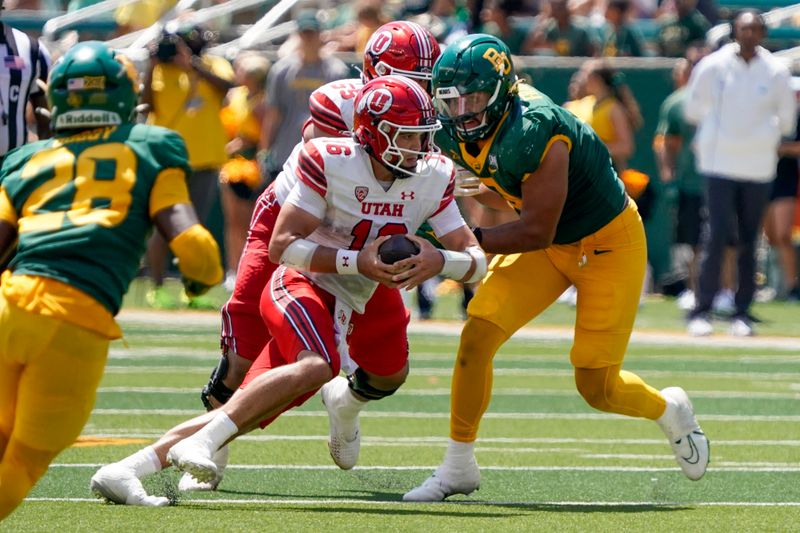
451 201 666 442
0 293 109 519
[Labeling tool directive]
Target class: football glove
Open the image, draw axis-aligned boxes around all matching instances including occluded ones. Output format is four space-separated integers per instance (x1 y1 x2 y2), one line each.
182 277 212 298
454 167 481 197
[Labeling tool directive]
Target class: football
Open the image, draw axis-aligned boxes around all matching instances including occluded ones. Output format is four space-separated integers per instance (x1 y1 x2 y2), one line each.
378 234 420 264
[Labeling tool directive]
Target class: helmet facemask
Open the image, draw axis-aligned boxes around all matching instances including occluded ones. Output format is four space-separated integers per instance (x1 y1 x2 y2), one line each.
374 119 442 179
434 81 504 141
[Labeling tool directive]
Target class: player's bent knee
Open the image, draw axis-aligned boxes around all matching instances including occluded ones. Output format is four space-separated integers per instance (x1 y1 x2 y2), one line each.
297 351 335 387
347 366 405 401
458 317 506 364
201 354 236 410
575 368 615 412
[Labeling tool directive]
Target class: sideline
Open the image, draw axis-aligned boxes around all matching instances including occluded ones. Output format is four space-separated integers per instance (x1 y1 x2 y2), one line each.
118 310 800 350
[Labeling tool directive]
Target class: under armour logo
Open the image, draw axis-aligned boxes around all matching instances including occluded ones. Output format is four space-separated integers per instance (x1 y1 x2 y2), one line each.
337 309 347 324
401 191 415 200
341 257 351 268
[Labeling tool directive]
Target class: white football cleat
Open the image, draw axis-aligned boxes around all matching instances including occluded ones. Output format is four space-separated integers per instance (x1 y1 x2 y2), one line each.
167 437 218 484
321 377 361 470
177 445 228 491
90 464 170 506
403 457 480 502
656 387 710 481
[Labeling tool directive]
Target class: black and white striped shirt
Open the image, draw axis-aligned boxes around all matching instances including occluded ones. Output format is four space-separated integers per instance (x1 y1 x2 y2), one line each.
0 23 50 157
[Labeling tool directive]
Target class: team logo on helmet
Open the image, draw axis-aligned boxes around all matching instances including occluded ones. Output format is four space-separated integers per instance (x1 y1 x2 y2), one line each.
359 88 393 116
368 30 393 55
354 186 369 202
483 48 512 75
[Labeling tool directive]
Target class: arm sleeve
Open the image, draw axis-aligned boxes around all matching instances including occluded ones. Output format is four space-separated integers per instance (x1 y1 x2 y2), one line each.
148 130 193 216
0 187 17 225
168 223 224 287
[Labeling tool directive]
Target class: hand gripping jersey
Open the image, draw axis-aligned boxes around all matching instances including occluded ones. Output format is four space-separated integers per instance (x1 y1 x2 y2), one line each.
307 78 363 138
0 124 191 314
436 84 628 244
285 137 461 312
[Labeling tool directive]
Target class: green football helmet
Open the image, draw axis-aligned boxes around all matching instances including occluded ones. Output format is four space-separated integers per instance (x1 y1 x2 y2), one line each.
432 33 517 142
48 41 138 131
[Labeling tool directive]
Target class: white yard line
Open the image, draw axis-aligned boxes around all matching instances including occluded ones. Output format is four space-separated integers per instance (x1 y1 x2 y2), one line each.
95 386 800 400
77 433 800 446
24 497 800 507
49 463 800 472
88 408 800 422
117 311 800 350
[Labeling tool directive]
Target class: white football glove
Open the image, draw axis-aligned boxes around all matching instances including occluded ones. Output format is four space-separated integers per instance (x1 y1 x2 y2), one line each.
454 167 481 197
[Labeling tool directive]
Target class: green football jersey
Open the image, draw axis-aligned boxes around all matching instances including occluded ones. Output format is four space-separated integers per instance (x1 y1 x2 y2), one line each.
0 124 190 314
436 84 627 245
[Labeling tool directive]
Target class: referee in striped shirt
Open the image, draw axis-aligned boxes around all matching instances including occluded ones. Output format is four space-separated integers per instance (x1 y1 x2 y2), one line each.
0 0 51 167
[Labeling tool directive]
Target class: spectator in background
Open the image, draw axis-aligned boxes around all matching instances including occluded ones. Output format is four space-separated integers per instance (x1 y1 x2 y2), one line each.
601 0 646 57
326 0 388 53
115 0 178 33
479 0 533 55
654 49 706 308
524 0 597 56
259 10 349 183
574 59 643 173
656 0 710 58
411 0 470 46
143 24 234 309
685 10 796 337
764 87 800 301
218 53 269 292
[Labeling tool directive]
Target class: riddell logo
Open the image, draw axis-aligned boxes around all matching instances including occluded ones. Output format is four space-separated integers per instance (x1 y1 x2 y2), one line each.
55 110 121 128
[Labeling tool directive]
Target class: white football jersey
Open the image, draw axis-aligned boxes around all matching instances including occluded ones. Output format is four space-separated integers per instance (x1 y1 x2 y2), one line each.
307 78 363 138
284 137 463 312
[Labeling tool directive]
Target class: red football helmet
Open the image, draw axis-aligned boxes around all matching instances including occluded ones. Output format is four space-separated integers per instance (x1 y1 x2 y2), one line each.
362 21 441 87
353 75 442 178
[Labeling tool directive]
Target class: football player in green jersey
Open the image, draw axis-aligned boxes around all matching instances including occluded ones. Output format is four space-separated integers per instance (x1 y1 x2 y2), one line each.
0 41 223 520
404 34 709 502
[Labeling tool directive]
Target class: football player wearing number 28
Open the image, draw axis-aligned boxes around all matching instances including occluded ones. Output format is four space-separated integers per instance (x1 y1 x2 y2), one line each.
404 34 710 502
89 75 486 505
0 42 223 520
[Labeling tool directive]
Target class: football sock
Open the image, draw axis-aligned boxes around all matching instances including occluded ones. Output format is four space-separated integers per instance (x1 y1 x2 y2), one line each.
119 446 163 477
450 317 507 442
196 411 239 451
444 438 475 465
574 365 665 419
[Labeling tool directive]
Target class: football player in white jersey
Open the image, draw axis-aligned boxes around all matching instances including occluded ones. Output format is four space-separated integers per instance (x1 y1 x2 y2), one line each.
167 20 443 493
90 76 486 506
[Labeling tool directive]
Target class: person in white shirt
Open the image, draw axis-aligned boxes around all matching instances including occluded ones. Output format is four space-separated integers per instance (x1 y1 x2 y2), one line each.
683 10 796 337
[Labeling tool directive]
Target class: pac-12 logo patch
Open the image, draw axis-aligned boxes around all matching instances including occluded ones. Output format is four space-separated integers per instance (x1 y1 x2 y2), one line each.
359 88 393 116
354 186 369 202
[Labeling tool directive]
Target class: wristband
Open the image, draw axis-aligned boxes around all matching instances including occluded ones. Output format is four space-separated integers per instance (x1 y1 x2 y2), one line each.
335 249 360 274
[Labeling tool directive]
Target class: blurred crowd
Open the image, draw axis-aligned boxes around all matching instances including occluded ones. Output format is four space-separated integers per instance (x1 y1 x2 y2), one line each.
3 0 800 326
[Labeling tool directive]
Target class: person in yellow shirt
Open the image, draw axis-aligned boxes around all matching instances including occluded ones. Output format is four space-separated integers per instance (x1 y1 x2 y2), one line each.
143 24 234 308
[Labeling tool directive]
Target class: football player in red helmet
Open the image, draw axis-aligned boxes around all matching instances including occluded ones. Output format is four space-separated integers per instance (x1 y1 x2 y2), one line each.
353 74 441 178
362 20 441 87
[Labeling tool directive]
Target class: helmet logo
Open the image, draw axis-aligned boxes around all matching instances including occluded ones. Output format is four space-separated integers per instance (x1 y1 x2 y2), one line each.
360 88 393 116
482 48 511 75
67 92 82 108
368 30 393 56
67 76 106 90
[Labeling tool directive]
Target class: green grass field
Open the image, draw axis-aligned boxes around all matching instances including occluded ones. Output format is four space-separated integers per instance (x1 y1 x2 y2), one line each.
4 289 800 532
